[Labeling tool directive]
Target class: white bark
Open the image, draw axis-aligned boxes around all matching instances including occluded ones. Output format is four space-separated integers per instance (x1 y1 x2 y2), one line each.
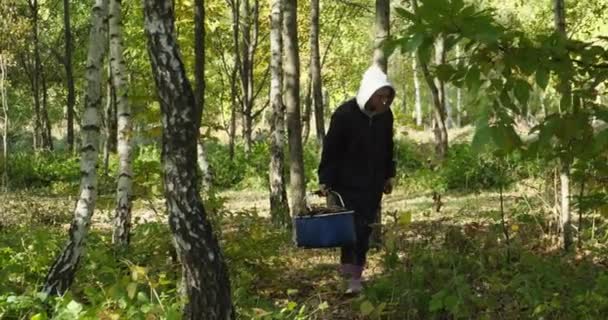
560 164 571 249
0 54 8 191
43 0 108 295
445 88 453 129
373 0 390 73
412 53 422 127
455 44 462 127
109 0 133 247
283 0 306 217
269 0 289 226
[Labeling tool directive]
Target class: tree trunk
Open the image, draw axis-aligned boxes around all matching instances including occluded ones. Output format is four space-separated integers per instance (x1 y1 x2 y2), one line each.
30 0 43 150
64 0 75 152
229 71 237 160
560 162 572 250
370 0 391 248
412 53 422 127
109 0 133 248
269 0 290 227
103 62 117 176
43 0 108 295
455 45 462 127
40 70 53 150
194 0 212 190
302 78 312 143
229 0 240 160
143 1 234 317
414 29 448 159
310 0 324 146
283 0 306 217
373 0 390 73
239 0 251 152
554 0 566 35
445 86 453 129
239 0 259 154
0 54 8 191
432 37 449 158
554 0 572 251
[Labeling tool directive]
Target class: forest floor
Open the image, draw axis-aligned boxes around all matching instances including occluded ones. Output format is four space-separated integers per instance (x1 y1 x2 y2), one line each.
3 189 608 319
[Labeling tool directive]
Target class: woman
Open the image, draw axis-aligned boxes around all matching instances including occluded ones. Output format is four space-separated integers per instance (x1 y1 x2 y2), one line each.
318 65 396 294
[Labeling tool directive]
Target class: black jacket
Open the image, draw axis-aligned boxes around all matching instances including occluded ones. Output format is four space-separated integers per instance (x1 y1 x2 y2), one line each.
318 98 396 194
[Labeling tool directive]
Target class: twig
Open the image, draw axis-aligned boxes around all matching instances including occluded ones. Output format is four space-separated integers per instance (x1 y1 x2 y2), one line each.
520 193 547 237
335 0 373 14
499 170 511 264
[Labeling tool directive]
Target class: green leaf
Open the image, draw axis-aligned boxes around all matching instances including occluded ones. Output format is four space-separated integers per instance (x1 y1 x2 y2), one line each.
594 130 608 154
444 294 459 311
436 64 456 82
383 38 401 57
417 37 435 65
395 7 417 22
472 125 493 154
560 94 572 112
286 301 297 311
514 79 531 106
30 313 47 320
360 301 375 316
404 33 425 53
465 66 481 93
535 67 550 90
127 282 138 299
593 107 608 122
429 292 444 312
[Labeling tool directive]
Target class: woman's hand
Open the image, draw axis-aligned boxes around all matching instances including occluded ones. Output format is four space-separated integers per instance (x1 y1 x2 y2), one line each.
317 184 330 196
383 178 395 194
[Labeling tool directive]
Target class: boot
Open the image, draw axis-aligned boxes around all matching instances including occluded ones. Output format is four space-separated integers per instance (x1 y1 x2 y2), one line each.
345 265 364 294
339 263 355 278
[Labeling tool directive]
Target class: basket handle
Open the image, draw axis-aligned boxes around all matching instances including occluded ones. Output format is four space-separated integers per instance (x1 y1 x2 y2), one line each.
307 190 346 210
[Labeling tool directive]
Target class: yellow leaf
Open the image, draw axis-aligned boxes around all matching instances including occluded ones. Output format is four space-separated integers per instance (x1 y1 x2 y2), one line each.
127 282 138 300
252 308 271 317
30 313 47 320
399 212 412 226
318 301 329 310
131 265 147 282
360 301 374 316
511 224 520 232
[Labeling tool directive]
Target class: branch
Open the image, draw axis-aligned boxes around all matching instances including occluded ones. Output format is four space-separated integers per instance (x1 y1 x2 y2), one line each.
335 0 373 14
252 65 270 101
321 5 353 68
252 99 269 119
572 59 608 69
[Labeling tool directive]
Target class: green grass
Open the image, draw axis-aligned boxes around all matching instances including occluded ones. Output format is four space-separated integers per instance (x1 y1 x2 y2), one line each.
3 186 608 319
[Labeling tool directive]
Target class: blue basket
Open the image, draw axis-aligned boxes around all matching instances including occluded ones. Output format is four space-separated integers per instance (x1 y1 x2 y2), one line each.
294 192 357 248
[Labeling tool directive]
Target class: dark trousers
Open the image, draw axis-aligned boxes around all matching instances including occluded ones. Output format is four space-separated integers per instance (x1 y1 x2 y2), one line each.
328 189 381 267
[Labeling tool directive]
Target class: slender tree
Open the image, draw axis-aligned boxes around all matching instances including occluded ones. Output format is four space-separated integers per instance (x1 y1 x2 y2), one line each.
109 0 133 248
0 54 8 191
554 0 572 251
373 0 390 72
194 0 212 190
412 53 422 127
63 0 75 151
310 0 324 146
143 0 234 317
43 0 108 295
283 0 306 217
269 0 289 227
